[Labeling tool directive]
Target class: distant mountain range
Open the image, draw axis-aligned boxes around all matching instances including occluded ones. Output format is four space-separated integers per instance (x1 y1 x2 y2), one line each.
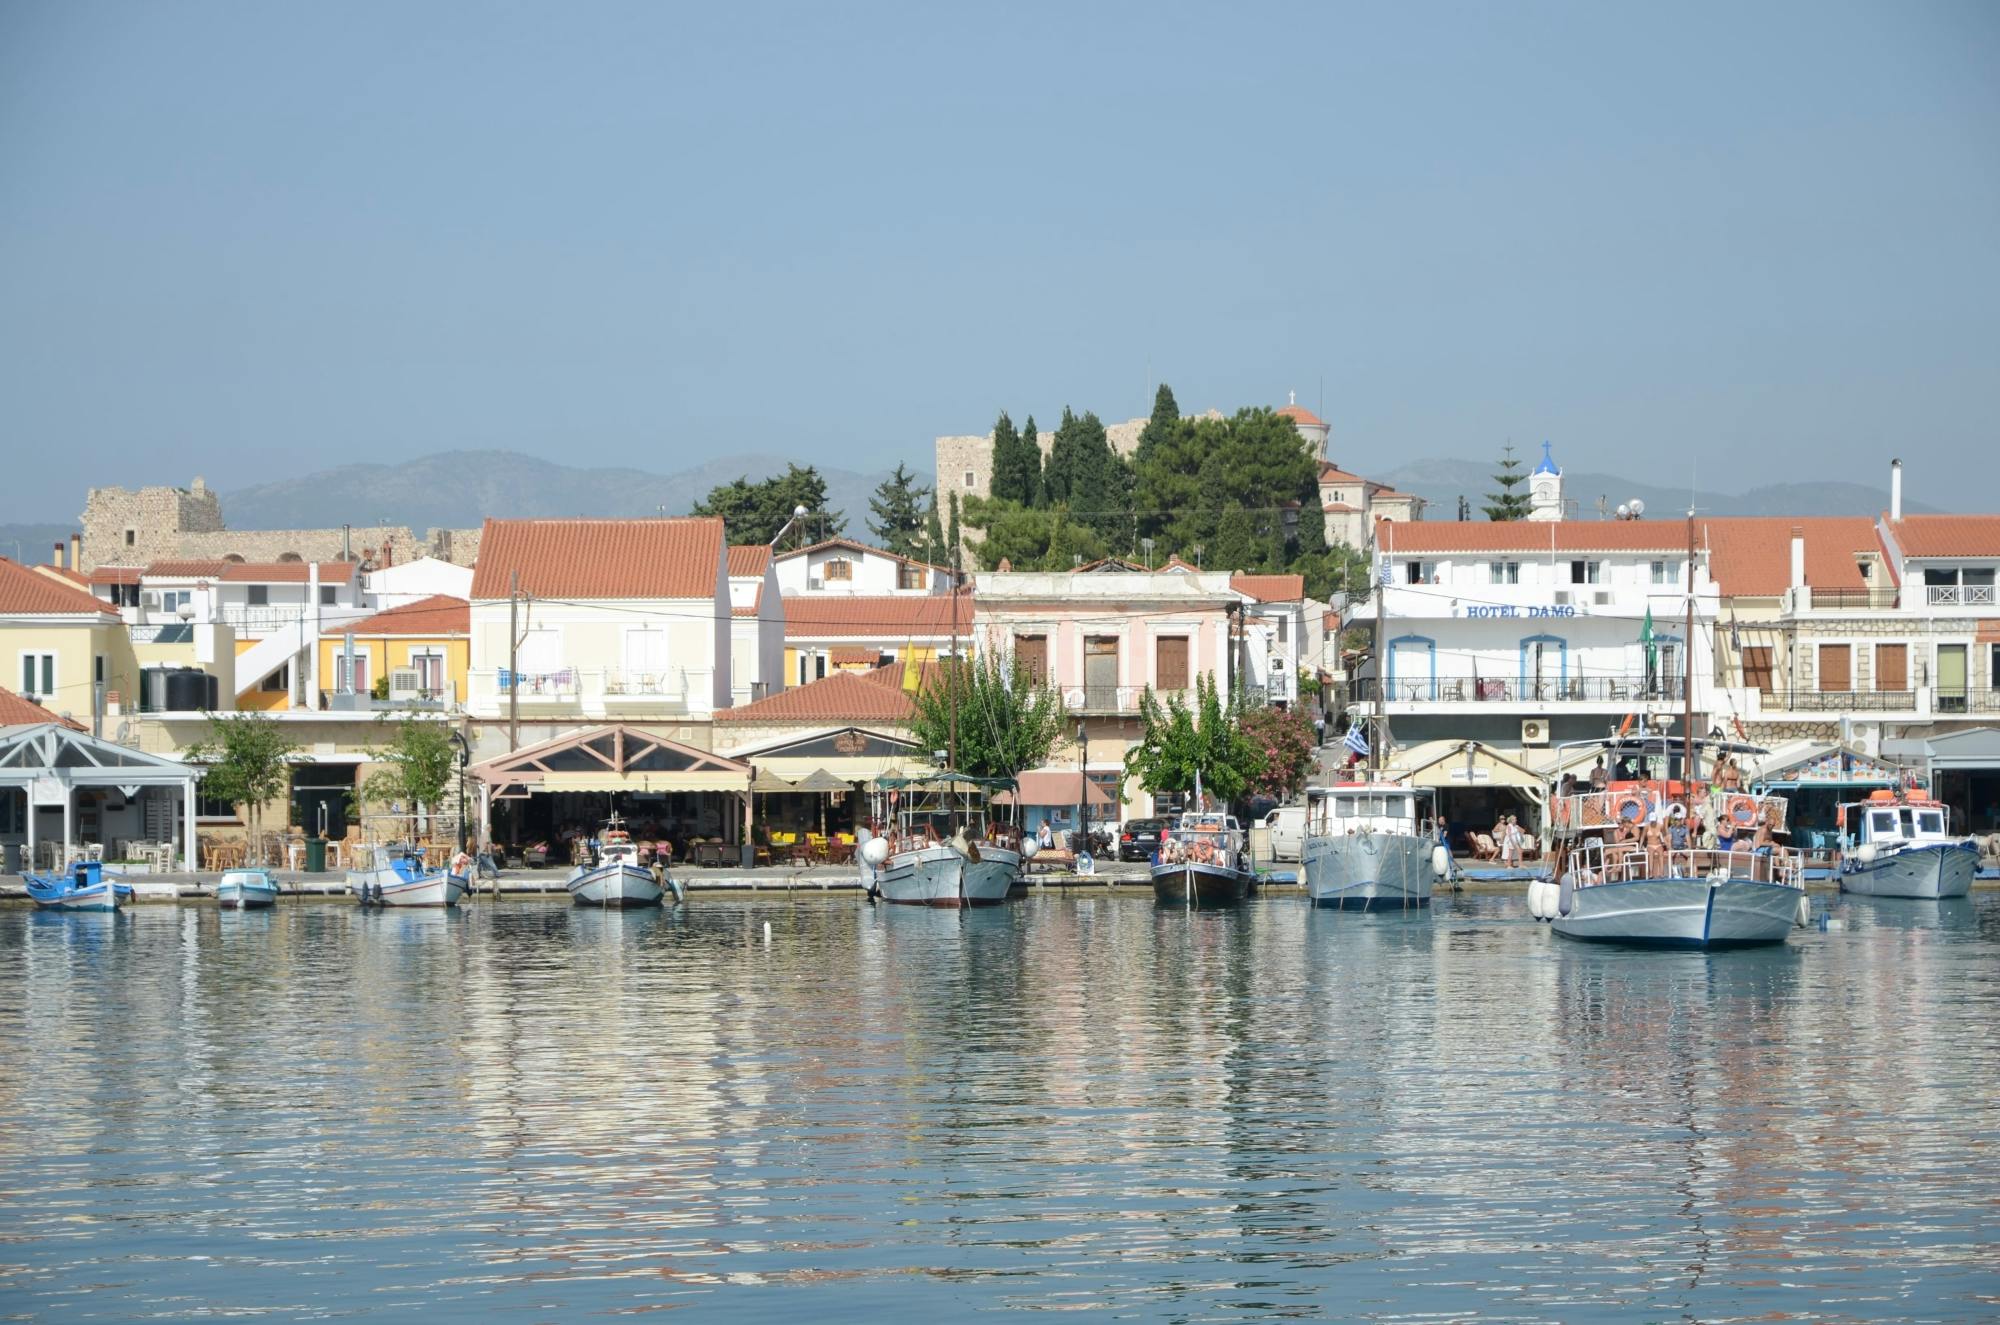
0 449 1944 567
1373 457 1937 521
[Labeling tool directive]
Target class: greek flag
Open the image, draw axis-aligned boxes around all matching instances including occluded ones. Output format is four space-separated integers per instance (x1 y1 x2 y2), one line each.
1344 722 1370 758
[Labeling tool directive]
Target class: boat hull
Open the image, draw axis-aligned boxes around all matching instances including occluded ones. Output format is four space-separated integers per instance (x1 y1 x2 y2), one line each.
1303 832 1435 910
27 880 122 912
1840 843 1977 899
349 865 469 908
1551 876 1800 949
879 844 1017 907
1151 860 1251 907
217 869 281 910
567 862 666 908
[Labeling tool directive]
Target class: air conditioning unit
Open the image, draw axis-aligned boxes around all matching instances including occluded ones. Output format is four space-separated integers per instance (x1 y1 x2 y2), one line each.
1063 687 1087 711
1520 718 1551 746
1553 591 1572 606
1593 591 1611 607
808 577 825 591
387 668 424 700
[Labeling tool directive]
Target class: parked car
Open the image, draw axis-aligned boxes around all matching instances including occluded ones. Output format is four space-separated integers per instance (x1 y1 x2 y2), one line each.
1118 818 1168 862
1263 805 1307 862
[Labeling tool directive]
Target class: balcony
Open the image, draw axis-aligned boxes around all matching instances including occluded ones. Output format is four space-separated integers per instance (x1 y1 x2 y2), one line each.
467 667 707 718
1926 584 1996 608
602 668 692 711
218 604 313 635
1770 688 1917 713
1060 685 1194 715
1353 675 1685 706
1786 586 1902 613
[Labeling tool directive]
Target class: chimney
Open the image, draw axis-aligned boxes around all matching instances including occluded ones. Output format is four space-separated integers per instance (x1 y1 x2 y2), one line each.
53 541 66 569
1890 458 1903 522
70 532 82 571
1789 527 1806 591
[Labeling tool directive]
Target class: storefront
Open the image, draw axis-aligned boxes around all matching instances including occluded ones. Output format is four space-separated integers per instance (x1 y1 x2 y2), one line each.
1885 727 2000 838
1747 742 1904 852
1398 739 1563 849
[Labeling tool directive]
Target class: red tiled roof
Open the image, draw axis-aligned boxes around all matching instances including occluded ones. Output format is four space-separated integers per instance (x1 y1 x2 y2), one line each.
0 685 85 729
1278 403 1326 427
776 536 948 573
830 646 882 665
1231 573 1305 603
714 669 919 724
340 594 469 636
89 565 144 585
36 565 89 588
1703 518 1877 597
143 560 231 578
470 518 725 600
732 604 760 617
1319 463 1371 485
0 558 118 616
217 561 355 583
727 545 771 577
1158 555 1201 574
783 593 970 640
1322 502 1357 513
1380 520 1690 554
1886 515 2000 558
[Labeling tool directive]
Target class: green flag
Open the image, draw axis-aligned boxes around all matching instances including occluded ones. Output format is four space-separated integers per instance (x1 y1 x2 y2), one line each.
1640 605 1658 689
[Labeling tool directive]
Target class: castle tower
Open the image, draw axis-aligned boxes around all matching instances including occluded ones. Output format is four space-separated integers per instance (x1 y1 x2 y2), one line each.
1526 441 1564 522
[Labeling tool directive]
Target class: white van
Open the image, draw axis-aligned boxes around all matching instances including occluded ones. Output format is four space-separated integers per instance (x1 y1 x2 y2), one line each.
1263 805 1307 862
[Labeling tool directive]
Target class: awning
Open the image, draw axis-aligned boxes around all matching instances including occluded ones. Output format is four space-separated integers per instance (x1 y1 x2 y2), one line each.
470 725 751 797
750 768 797 792
1398 739 1553 792
994 770 1114 807
791 768 856 794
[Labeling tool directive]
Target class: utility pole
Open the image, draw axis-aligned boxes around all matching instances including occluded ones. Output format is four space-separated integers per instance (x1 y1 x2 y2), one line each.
1682 512 1697 814
1371 540 1386 780
507 570 521 753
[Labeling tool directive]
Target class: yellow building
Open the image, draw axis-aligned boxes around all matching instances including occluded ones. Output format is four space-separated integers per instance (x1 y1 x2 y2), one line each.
313 595 470 707
1 556 132 729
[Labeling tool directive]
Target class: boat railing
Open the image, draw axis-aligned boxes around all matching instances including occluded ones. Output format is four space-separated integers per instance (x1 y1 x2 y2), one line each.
1550 789 1789 837
1565 839 1805 889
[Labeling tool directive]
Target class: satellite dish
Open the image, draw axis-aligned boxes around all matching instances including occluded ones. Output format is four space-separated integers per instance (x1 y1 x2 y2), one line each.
1629 498 1646 517
793 505 808 518
1615 503 1630 519
1064 688 1086 710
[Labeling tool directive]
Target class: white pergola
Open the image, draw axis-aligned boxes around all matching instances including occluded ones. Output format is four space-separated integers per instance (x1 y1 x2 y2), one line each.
0 723 204 870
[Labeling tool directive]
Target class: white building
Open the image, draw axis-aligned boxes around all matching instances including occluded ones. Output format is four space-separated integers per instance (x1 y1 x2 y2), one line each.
773 538 949 597
726 545 785 708
365 555 474 608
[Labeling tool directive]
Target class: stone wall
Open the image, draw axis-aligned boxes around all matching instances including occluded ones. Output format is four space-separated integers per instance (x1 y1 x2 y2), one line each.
81 477 225 569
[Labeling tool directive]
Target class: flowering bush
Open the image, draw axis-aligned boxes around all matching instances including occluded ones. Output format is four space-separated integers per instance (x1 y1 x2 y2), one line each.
1236 706 1317 801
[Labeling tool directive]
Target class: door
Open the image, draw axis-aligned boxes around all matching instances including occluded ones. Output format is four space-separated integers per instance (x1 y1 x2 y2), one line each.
1818 643 1851 693
1937 644 1968 712
1085 636 1119 704
1874 643 1907 693
624 628 668 689
1155 635 1190 693
1741 645 1774 694
1014 635 1048 686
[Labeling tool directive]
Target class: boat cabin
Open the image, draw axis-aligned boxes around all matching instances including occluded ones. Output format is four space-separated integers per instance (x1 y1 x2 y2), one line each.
1306 784 1432 837
870 773 1021 854
1841 793 1956 851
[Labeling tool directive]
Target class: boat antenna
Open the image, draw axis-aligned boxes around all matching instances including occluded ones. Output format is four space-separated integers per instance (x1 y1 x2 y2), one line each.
1683 509 1697 820
948 532 961 835
1371 520 1387 781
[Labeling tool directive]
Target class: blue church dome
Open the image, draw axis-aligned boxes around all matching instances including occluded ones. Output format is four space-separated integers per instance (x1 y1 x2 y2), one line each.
1533 440 1560 476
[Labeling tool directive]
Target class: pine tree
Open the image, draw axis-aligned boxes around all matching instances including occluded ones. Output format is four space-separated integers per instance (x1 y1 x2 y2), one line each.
988 411 1033 505
946 491 962 576
1043 407 1132 541
1482 443 1532 521
1017 413 1042 507
694 465 845 544
866 463 931 558
924 494 946 564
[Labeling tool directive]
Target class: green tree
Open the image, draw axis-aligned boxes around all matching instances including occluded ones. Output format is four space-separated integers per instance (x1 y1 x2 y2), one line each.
694 464 846 545
961 497 1109 571
866 463 931 558
989 411 1041 506
363 719 458 841
1124 675 1261 808
1482 443 1531 521
909 654 1069 781
187 712 298 865
946 491 962 575
1236 706 1317 801
1017 414 1041 506
1042 407 1133 542
924 493 946 565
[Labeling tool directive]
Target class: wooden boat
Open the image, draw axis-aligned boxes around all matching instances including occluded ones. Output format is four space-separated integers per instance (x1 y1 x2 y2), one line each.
1837 792 1977 899
1151 812 1252 907
348 846 469 908
567 815 673 907
1302 783 1448 910
217 867 281 910
24 859 130 913
868 773 1023 908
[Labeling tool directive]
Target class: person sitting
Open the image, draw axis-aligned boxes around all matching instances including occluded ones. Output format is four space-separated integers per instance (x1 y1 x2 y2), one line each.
1588 759 1609 791
1751 812 1776 882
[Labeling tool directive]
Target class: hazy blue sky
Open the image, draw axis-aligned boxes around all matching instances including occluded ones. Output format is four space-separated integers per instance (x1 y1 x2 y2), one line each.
2 1 1995 517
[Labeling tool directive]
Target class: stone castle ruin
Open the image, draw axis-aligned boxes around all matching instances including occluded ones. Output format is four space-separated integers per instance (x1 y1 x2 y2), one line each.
77 477 480 572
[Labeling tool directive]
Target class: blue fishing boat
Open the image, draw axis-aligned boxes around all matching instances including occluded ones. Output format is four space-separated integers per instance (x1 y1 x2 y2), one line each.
24 859 132 913
217 867 282 910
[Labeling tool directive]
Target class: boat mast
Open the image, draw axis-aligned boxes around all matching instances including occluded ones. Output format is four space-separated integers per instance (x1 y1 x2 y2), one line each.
948 536 961 834
1371 527 1386 781
1683 510 1697 819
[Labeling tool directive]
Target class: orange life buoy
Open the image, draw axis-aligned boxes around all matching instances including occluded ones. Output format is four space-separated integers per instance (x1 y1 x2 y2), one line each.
1611 789 1650 824
1725 794 1759 826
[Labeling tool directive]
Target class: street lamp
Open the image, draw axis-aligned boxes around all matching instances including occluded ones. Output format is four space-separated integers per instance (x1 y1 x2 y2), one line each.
1075 722 1088 854
1140 536 1155 570
447 729 470 853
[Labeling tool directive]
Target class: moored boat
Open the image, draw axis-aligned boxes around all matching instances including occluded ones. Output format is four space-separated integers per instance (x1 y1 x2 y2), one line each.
1302 783 1448 910
567 815 674 907
1837 791 1976 899
24 859 131 913
868 773 1023 908
349 846 469 908
1151 812 1252 907
217 867 281 910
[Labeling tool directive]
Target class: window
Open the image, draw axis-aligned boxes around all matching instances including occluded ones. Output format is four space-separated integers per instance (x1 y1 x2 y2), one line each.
1570 560 1601 585
1991 643 2000 691
1015 635 1049 686
1917 810 1945 835
20 653 54 700
1741 645 1774 695
1650 560 1671 585
410 652 444 691
197 791 239 821
1276 616 1288 643
1405 561 1436 585
260 665 289 694
247 585 269 606
1875 643 1908 692
824 559 852 582
124 528 136 547
815 652 827 680
337 651 369 694
1818 643 1851 693
897 564 925 591
94 654 105 685
964 470 976 489
1489 561 1520 585
320 585 338 606
1154 636 1189 691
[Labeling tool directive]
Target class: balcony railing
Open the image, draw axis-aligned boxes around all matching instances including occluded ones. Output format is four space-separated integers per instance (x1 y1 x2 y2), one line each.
467 667 705 715
218 604 313 634
1774 688 1917 713
1353 675 1685 704
1804 587 1902 610
1926 584 1996 607
1061 685 1194 715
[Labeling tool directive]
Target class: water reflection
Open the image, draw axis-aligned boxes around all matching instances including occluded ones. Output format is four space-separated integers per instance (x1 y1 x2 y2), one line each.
0 893 1995 1321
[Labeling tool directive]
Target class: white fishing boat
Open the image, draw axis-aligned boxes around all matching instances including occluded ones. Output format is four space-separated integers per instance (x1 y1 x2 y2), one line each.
1536 735 1808 949
1151 811 1253 907
1837 792 1977 899
216 867 281 910
348 845 469 908
24 859 130 913
567 815 676 907
866 773 1023 908
1302 783 1450 910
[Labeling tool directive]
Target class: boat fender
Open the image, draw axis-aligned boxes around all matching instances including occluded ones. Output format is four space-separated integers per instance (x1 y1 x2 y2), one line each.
1855 843 1877 865
1795 895 1811 928
1431 845 1452 878
860 836 891 867
1556 874 1574 918
1525 880 1543 919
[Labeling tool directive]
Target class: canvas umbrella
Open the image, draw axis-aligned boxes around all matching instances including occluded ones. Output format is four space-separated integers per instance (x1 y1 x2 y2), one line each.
792 768 855 834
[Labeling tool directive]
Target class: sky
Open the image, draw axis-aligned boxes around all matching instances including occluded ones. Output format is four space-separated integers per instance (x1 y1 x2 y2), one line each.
2 1 1996 518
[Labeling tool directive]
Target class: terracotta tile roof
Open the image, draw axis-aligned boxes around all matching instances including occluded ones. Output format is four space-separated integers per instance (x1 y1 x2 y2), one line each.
1703 518 1877 597
1158 555 1202 573
1232 573 1305 603
1380 520 1690 554
775 536 947 573
714 669 919 724
35 565 89 588
1322 502 1357 513
217 561 355 583
1319 463 1371 485
0 558 118 616
143 560 232 578
732 604 761 617
470 518 725 600
1076 556 1148 573
340 594 470 636
830 646 882 665
89 565 144 585
1373 488 1419 501
0 685 85 729
728 545 771 577
1886 515 2000 558
1277 403 1325 427
783 593 970 640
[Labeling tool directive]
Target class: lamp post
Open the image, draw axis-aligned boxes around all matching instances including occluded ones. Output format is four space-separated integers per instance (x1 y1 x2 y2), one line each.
1140 536 1155 570
447 729 470 853
1076 721 1088 854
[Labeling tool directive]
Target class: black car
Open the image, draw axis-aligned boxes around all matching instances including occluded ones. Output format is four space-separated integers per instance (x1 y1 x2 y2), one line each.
1118 818 1169 862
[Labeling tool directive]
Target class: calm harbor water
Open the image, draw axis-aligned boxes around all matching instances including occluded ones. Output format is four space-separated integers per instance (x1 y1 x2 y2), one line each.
1 892 1996 1322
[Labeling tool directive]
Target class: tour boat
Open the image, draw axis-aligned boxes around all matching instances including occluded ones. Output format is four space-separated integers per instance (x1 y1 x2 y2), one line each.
1536 736 1807 949
1837 791 1977 899
1151 811 1253 908
567 815 676 907
867 773 1022 908
1302 783 1449 910
217 867 281 910
349 846 469 908
24 859 131 913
